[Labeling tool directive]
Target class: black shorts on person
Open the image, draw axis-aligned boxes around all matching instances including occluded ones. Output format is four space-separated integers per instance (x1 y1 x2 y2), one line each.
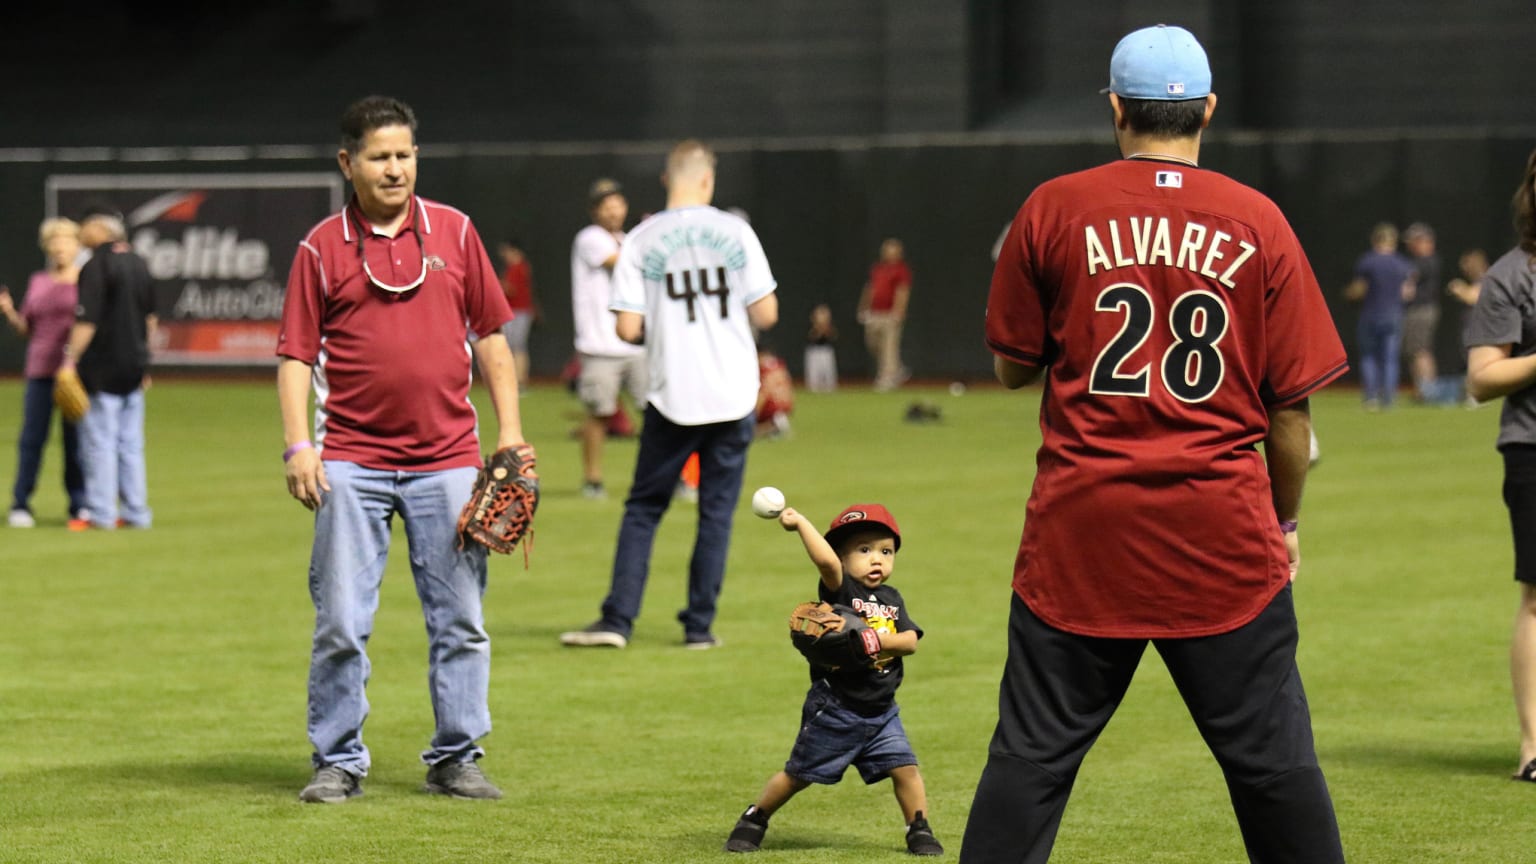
1501 445 1536 584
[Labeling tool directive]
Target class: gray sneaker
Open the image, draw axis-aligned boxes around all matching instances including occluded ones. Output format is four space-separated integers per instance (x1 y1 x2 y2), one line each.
299 765 362 803
424 760 503 799
560 622 628 648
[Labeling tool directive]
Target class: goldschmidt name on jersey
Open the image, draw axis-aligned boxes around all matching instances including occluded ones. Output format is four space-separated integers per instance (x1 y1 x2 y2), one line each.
640 225 748 281
1084 217 1257 290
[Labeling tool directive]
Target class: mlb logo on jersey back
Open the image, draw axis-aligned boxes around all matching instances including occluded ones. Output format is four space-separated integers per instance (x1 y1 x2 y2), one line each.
1156 171 1183 188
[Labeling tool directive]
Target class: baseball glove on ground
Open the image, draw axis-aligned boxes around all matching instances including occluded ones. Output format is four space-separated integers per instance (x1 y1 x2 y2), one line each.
54 367 89 423
788 601 881 669
457 443 539 560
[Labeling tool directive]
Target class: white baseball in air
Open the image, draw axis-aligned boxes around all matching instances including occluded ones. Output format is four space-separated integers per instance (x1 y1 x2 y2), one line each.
751 486 786 519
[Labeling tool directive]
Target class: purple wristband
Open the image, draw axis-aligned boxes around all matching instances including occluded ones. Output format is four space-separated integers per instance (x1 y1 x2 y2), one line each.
283 441 313 463
1278 520 1298 534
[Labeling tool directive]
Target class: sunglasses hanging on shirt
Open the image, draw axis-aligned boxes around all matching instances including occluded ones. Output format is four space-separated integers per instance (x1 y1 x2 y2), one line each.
352 200 427 294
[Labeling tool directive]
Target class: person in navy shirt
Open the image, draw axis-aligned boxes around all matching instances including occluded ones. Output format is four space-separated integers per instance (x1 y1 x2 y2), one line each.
1345 222 1417 410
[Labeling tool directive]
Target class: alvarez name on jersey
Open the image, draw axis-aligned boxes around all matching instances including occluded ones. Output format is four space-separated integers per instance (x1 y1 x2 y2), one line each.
987 159 1347 638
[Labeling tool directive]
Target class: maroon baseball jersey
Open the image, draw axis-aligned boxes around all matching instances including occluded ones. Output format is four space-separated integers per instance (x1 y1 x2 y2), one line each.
278 196 513 471
987 159 1347 638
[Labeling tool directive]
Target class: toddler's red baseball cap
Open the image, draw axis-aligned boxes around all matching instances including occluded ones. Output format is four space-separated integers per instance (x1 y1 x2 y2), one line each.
824 503 902 552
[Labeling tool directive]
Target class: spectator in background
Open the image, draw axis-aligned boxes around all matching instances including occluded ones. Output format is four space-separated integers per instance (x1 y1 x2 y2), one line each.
1450 248 1489 335
1453 249 1492 409
804 303 838 392
1402 222 1445 402
497 239 540 389
561 139 778 650
571 178 646 500
1463 146 1536 783
64 207 156 531
756 342 794 439
1344 222 1416 411
858 237 911 391
0 218 87 527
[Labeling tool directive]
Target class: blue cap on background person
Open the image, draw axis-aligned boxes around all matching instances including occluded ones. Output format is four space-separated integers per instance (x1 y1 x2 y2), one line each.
1101 24 1211 100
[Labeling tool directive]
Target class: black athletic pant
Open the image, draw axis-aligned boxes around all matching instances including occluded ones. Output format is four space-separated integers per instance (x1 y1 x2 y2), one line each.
960 586 1345 864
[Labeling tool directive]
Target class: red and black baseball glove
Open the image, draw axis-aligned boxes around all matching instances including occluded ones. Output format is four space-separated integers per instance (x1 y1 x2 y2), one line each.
457 443 539 561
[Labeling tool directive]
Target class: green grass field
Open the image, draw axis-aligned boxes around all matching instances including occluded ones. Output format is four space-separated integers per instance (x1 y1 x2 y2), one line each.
0 378 1529 863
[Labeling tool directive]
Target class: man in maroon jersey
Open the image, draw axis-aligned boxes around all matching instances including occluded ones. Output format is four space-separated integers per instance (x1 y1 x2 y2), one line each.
277 96 529 805
963 26 1348 863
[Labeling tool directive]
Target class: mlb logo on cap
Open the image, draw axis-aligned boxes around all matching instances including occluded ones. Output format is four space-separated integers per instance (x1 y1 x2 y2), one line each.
1102 24 1211 102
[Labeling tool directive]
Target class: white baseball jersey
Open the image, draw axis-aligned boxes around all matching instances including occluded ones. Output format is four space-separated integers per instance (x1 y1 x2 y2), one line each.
610 205 777 425
571 223 642 357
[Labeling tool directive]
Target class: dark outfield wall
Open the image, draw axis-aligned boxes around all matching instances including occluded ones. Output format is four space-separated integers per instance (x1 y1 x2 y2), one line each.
0 129 1529 381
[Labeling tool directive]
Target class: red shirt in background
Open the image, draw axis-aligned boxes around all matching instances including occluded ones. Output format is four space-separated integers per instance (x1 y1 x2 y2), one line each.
501 258 533 311
278 196 512 471
756 351 794 423
866 260 911 313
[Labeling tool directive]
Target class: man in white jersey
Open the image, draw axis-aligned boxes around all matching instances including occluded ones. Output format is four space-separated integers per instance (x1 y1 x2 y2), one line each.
570 178 646 499
561 139 779 649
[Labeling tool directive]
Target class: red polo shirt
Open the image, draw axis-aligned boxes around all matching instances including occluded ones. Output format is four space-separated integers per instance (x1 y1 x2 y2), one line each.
277 196 512 471
867 260 911 312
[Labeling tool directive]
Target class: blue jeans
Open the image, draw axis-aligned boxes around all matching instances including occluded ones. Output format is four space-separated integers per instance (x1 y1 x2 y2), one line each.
11 376 85 515
785 681 916 785
79 388 151 528
599 406 754 638
1356 316 1402 406
307 461 490 774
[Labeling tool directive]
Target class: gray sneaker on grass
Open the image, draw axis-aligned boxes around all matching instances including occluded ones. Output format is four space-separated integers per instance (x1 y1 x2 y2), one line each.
299 765 361 803
424 760 503 799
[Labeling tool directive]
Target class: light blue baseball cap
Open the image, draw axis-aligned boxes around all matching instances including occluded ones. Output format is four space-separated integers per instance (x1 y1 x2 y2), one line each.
1102 24 1211 101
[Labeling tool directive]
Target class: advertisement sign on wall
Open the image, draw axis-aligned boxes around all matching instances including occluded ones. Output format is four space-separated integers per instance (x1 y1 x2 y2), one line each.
46 173 343 366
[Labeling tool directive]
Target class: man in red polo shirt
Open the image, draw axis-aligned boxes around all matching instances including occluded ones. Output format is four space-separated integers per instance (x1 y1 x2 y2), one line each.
277 95 529 804
963 26 1348 863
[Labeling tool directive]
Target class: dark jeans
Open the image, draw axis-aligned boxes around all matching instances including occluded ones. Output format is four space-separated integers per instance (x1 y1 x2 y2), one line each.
600 406 754 638
961 588 1345 864
11 376 85 515
1356 315 1402 406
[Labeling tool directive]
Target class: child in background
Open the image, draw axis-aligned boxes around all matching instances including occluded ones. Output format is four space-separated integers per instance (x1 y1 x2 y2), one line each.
725 502 942 856
756 344 794 438
804 303 838 392
496 239 539 389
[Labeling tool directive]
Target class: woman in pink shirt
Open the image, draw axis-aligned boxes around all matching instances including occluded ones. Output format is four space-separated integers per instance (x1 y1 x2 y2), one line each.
0 218 87 527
